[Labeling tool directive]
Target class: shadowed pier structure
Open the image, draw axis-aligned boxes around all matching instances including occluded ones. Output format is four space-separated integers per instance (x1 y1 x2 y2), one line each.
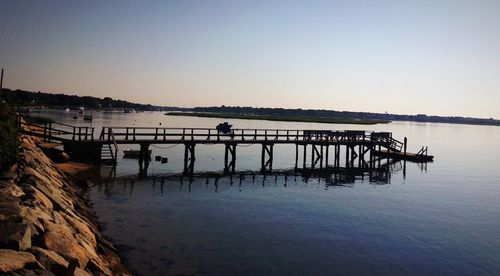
19 118 434 175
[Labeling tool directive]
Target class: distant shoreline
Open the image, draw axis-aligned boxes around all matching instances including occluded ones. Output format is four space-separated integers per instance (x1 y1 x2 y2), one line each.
166 112 390 125
5 88 499 126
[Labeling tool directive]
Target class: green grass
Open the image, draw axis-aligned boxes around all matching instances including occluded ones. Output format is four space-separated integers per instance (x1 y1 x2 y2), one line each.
166 112 389 125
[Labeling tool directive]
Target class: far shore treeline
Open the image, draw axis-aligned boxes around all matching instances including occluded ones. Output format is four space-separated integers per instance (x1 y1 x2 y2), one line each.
191 106 500 126
1 88 182 111
4 88 500 126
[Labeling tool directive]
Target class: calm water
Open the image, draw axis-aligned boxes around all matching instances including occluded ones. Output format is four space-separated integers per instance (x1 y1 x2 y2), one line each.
35 110 500 275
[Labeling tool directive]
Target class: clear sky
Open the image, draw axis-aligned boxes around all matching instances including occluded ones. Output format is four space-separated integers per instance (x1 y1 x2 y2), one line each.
1 0 499 118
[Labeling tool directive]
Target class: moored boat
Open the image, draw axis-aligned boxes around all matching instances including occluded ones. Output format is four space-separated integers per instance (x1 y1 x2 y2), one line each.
123 149 152 158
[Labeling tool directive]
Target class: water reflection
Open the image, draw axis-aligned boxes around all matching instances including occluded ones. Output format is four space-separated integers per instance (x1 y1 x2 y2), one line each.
91 159 417 198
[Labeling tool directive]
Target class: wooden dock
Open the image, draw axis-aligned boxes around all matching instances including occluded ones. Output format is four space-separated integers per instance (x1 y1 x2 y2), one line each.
18 117 433 175
374 149 434 162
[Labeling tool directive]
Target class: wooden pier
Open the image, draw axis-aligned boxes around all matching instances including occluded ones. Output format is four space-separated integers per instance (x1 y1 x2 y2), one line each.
19 118 434 175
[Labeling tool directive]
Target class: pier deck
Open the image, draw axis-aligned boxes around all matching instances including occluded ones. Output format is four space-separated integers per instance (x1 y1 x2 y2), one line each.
18 118 433 175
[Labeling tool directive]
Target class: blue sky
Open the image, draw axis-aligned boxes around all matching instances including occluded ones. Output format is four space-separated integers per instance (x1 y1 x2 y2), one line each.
1 0 499 118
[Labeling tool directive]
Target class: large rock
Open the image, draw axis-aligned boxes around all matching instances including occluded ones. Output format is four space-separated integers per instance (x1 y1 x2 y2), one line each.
42 220 90 268
0 201 22 221
21 206 51 235
28 246 69 275
0 249 39 273
0 219 31 251
29 178 73 211
2 133 131 275
63 213 97 246
3 268 54 275
41 147 70 163
0 181 25 198
24 186 54 210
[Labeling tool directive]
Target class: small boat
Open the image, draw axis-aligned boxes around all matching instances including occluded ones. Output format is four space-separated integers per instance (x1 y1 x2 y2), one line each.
65 108 70 112
83 113 93 121
123 149 152 158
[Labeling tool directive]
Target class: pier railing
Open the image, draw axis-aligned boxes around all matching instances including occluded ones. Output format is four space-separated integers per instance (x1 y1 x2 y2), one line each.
97 127 397 144
17 116 403 151
19 119 94 142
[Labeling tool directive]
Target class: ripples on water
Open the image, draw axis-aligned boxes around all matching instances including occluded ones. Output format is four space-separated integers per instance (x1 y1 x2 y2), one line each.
35 110 500 275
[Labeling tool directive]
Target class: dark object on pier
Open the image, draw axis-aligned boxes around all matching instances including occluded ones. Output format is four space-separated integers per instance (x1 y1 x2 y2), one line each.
155 155 162 161
161 157 168 164
216 122 232 134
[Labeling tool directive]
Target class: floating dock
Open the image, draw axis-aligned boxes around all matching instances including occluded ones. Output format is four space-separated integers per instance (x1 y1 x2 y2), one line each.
374 149 433 162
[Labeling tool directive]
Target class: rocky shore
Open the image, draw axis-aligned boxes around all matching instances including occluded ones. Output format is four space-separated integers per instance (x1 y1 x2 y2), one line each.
0 133 129 275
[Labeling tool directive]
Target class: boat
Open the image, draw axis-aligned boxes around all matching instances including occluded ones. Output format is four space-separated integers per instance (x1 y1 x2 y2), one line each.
83 112 93 122
123 149 152 158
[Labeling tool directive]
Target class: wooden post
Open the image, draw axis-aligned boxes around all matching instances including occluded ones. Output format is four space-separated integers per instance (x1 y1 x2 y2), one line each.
138 143 150 176
48 123 52 142
325 145 329 168
269 144 273 170
231 144 236 173
295 144 299 168
311 144 315 169
43 123 47 141
319 145 324 169
0 68 3 102
404 137 407 156
261 144 265 169
370 145 374 169
184 143 189 173
303 144 307 169
189 144 196 173
334 145 338 168
261 143 273 172
182 143 195 175
403 160 407 179
225 144 229 170
345 145 349 167
358 145 362 168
